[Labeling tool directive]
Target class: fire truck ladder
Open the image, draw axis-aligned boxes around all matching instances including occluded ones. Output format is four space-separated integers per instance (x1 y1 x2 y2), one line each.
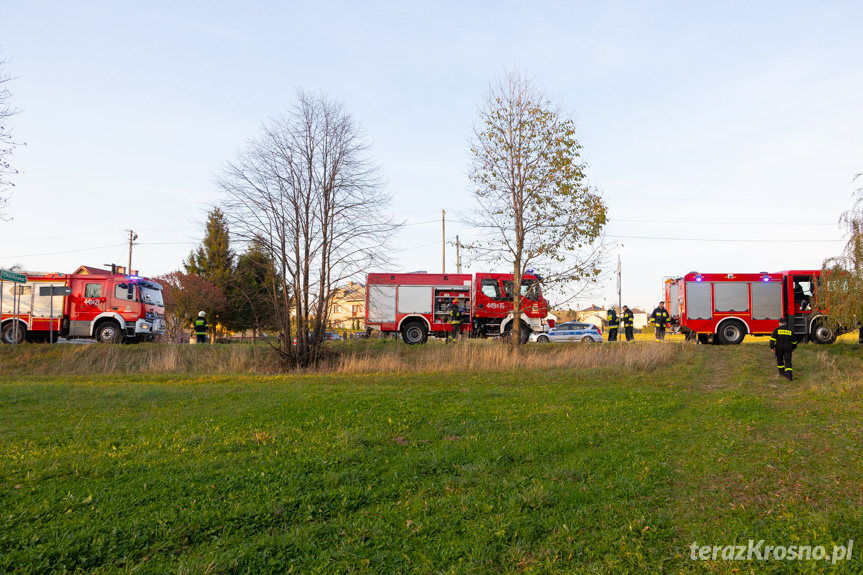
790 314 808 341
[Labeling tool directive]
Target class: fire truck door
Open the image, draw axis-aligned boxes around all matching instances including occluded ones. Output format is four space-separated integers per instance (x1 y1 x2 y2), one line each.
791 276 813 313
69 279 108 336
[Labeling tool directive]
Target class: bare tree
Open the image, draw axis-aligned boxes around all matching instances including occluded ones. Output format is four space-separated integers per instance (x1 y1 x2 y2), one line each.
1 48 22 221
465 69 608 350
219 90 398 367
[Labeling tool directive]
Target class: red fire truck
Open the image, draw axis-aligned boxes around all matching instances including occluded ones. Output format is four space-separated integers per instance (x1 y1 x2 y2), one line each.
1 271 166 344
663 270 839 345
365 272 551 344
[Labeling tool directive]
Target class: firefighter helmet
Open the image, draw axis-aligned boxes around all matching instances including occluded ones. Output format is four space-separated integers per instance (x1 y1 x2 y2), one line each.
198 311 206 317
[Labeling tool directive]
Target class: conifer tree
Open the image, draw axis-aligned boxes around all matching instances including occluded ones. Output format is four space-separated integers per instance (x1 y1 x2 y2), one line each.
184 207 235 286
185 207 236 335
231 239 279 340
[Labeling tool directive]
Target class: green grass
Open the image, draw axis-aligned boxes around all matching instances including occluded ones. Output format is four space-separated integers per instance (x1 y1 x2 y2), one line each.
2 341 863 573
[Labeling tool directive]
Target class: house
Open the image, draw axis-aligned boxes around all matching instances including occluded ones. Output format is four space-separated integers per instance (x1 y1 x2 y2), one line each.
329 281 366 331
581 313 605 329
574 305 605 323
73 265 136 275
630 307 649 330
73 265 113 275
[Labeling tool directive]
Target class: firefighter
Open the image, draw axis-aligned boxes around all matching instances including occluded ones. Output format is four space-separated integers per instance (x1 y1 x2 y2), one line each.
607 306 619 342
448 298 464 343
621 305 635 342
194 311 209 344
650 301 670 342
770 317 798 381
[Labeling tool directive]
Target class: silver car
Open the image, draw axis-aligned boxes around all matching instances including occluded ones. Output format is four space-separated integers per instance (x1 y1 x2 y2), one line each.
530 321 603 343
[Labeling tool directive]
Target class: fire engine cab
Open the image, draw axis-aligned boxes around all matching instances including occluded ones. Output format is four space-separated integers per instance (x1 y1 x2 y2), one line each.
1 271 166 344
365 272 551 344
664 270 839 345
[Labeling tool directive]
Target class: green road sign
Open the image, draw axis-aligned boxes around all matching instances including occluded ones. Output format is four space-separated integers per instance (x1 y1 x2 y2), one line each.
0 269 26 283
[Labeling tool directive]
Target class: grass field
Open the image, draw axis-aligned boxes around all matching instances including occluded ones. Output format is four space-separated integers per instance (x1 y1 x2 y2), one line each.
2 338 863 574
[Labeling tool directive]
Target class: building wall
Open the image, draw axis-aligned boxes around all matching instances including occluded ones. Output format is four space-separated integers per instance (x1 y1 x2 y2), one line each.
328 282 366 331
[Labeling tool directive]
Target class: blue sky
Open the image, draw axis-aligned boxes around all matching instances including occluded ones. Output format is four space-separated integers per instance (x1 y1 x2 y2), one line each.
1 0 860 310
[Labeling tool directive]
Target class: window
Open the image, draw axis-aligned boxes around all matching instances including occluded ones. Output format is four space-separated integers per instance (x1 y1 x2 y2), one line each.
84 283 102 298
352 304 363 315
501 280 539 300
333 304 341 313
481 279 502 299
521 280 539 301
115 284 135 301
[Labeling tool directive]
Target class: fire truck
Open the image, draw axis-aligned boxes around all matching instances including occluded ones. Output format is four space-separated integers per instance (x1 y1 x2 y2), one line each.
0 271 166 344
663 270 840 345
365 272 551 344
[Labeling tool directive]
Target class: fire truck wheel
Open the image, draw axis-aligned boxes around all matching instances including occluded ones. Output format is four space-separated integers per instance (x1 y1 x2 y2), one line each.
1 322 26 344
95 321 123 344
401 321 428 345
811 321 836 344
503 322 531 344
716 320 745 345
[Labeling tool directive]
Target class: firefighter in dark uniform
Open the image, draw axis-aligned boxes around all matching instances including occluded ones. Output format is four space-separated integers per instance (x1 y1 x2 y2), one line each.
607 306 619 342
769 317 798 381
448 299 464 343
650 301 670 342
194 310 209 344
621 305 635 342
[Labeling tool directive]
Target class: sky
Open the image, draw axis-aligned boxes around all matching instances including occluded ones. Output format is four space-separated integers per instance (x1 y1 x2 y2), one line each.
1 0 861 311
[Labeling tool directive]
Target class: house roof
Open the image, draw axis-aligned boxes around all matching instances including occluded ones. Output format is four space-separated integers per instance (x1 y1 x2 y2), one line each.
73 265 113 275
579 304 605 312
333 283 366 302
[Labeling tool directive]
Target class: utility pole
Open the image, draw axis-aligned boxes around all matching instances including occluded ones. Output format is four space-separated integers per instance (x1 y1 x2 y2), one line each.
442 210 446 273
456 235 461 273
127 230 138 275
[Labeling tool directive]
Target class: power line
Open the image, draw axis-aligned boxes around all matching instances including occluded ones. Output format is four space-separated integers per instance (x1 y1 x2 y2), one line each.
608 234 843 243
1 241 197 260
2 243 127 258
612 218 836 226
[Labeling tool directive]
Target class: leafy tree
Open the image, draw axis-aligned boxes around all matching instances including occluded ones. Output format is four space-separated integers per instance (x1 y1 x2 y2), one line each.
155 272 227 342
219 89 397 367
1 48 22 221
819 174 863 338
465 69 607 350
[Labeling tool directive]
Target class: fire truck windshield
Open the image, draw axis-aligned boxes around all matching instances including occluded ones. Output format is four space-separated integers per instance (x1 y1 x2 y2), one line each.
139 285 164 307
503 280 541 301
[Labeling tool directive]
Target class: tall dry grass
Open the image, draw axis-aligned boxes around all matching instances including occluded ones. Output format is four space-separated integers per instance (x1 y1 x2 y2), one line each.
0 343 283 376
0 340 686 377
334 340 684 374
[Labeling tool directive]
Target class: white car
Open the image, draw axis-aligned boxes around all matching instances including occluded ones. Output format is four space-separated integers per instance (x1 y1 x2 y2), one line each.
530 321 603 343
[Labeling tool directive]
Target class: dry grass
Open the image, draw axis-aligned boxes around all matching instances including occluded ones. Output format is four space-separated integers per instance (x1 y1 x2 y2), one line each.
0 339 686 376
334 339 685 375
0 342 283 376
